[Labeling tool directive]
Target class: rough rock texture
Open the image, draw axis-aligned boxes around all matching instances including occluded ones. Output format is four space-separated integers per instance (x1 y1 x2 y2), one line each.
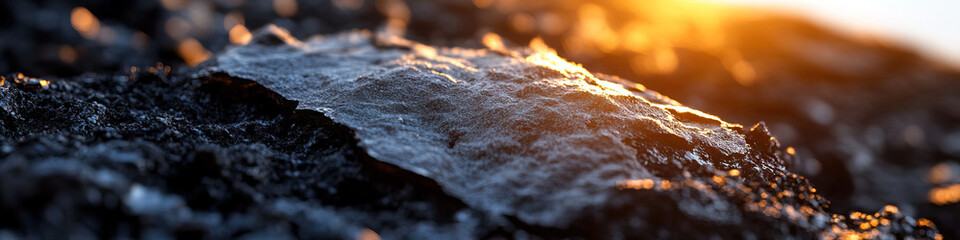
395 1 960 238
1 0 957 238
0 68 480 239
202 27 783 227
0 25 946 239
187 26 935 239
636 17 960 239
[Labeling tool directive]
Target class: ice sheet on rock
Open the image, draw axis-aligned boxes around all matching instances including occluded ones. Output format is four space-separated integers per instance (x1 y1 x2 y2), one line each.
200 26 783 227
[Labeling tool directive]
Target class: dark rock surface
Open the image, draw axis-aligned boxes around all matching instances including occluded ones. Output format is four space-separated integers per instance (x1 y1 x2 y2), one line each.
201 27 793 228
1 0 957 238
0 65 479 239
2 25 942 239
393 2 960 238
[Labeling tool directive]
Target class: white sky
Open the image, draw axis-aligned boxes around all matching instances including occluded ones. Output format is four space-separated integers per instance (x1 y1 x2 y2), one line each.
699 0 960 67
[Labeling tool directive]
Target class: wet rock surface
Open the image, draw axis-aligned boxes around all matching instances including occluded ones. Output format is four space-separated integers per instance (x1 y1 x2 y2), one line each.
1 25 944 239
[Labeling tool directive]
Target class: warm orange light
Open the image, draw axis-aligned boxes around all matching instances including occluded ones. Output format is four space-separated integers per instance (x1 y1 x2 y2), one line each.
927 162 953 184
526 38 594 79
728 169 740 177
621 23 652 52
71 7 100 39
573 3 619 53
641 179 655 189
357 228 381 240
177 38 211 66
13 74 50 88
839 234 863 240
929 184 960 205
511 13 536 33
631 45 678 75
376 0 410 36
482 32 505 50
274 0 298 17
538 13 566 36
712 175 725 184
550 0 797 81
616 179 657 190
651 46 678 74
660 180 672 189
726 57 757 86
229 25 252 45
59 45 77 64
883 205 900 213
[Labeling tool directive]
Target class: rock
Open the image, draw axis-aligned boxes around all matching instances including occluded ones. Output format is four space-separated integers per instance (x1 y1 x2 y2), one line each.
0 0 955 238
188 26 934 239
392 1 960 237
0 69 478 239
0 24 945 237
202 27 768 228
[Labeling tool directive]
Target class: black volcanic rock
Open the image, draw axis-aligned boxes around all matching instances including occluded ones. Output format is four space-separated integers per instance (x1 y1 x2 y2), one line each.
0 25 945 239
201 28 770 227
184 26 935 239
389 1 960 237
0 0 957 238
0 69 479 239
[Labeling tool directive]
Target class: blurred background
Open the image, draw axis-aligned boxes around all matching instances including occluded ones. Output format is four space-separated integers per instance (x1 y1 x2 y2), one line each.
1 0 958 238
705 0 960 67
